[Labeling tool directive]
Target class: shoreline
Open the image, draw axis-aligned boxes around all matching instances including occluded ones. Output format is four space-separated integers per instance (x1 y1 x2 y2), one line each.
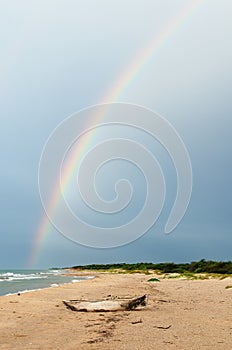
0 269 95 298
1 276 95 298
0 273 231 349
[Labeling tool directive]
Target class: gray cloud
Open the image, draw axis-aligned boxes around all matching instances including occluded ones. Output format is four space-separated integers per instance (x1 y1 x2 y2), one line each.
0 0 231 268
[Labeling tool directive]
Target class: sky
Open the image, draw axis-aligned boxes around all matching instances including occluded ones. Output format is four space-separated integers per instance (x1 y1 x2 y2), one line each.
0 0 231 269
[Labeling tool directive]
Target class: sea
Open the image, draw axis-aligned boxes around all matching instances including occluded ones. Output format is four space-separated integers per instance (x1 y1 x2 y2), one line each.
0 269 91 296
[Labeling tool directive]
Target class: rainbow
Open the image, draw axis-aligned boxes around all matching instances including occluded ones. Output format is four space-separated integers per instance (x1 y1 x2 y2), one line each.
28 0 204 267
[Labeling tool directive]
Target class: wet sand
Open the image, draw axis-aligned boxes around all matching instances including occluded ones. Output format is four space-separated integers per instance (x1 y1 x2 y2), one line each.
0 273 231 349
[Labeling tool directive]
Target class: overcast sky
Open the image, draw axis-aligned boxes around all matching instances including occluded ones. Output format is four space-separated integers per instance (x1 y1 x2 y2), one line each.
1 0 231 269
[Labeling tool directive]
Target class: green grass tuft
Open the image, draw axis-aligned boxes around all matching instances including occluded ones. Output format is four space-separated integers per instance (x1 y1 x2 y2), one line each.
148 278 160 282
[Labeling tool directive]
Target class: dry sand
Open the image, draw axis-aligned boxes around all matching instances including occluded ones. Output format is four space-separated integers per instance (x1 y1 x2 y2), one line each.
0 273 231 349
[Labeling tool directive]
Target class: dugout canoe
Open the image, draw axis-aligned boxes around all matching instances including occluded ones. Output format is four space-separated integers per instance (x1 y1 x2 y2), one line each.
63 294 147 312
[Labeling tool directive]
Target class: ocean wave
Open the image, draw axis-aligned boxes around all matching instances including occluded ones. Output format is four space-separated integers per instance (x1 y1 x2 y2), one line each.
0 272 15 277
8 275 48 281
0 270 91 296
39 270 61 276
86 276 95 280
0 272 48 282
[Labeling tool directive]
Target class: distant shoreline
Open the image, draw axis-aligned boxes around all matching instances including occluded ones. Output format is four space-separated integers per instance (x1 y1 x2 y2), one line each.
67 259 232 275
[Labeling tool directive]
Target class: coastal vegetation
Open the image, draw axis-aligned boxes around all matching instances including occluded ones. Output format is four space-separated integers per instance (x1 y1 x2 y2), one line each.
148 277 160 282
71 260 232 275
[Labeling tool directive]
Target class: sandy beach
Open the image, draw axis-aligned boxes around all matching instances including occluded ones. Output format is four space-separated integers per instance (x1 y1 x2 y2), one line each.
0 273 231 349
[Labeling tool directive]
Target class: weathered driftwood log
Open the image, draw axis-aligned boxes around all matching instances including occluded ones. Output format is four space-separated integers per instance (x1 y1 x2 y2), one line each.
63 295 147 312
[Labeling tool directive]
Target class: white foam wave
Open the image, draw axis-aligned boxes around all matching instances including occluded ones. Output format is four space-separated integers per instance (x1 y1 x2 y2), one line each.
0 272 48 282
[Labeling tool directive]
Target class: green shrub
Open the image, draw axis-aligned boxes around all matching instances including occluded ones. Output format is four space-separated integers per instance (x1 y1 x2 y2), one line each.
148 278 160 282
